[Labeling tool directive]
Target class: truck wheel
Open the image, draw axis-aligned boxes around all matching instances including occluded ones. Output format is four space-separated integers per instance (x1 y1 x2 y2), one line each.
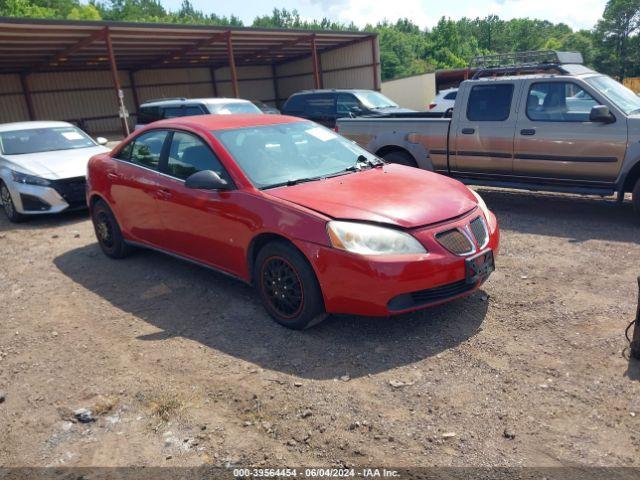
633 178 640 216
255 241 327 330
382 150 418 168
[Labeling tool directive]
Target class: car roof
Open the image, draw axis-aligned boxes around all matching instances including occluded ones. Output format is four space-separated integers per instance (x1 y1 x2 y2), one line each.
150 114 305 131
290 89 374 95
140 97 254 107
0 120 73 132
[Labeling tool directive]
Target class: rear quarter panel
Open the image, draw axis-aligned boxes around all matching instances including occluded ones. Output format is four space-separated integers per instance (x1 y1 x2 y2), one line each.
337 117 450 171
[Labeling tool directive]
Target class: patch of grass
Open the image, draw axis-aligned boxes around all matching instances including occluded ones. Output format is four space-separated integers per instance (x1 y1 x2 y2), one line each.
93 395 118 415
149 394 184 422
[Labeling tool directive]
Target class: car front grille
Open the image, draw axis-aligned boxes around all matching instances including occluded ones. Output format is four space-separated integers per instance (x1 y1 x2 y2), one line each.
469 216 488 248
435 229 473 255
387 279 475 311
51 177 87 207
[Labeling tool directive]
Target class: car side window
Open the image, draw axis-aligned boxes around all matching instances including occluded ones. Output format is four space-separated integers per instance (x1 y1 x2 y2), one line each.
137 106 161 125
444 91 457 100
527 82 598 122
128 130 168 170
183 105 206 116
337 93 362 115
166 131 227 181
467 84 514 121
303 94 335 118
162 107 184 119
283 95 305 114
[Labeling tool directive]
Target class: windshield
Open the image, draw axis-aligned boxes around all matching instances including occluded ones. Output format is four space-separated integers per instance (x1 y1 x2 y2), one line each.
209 102 263 115
353 91 399 110
0 126 95 155
585 75 640 115
214 121 379 189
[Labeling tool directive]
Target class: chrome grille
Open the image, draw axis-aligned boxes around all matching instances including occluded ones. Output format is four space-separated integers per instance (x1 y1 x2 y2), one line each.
435 229 473 255
469 216 488 248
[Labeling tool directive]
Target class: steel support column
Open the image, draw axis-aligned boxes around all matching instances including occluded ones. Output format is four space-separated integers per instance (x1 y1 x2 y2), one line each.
226 31 239 98
105 27 130 137
311 34 321 89
371 36 380 91
20 73 35 120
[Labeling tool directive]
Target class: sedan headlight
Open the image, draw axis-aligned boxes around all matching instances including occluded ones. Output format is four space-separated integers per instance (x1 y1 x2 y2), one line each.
470 189 489 216
12 171 51 187
327 221 427 255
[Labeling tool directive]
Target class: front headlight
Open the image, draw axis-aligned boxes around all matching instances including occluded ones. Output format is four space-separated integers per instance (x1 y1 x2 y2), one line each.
327 221 427 255
470 189 489 216
12 171 51 187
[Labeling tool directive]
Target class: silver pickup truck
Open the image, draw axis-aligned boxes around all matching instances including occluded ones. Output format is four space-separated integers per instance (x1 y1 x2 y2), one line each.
336 51 640 215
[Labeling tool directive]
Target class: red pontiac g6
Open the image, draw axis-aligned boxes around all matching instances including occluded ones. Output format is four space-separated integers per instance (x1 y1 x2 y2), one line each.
87 115 499 329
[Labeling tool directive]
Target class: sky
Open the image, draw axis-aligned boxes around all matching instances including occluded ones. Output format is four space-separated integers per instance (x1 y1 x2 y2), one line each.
160 0 609 31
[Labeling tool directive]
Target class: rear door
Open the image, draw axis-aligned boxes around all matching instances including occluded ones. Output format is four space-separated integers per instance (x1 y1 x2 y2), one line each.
109 130 169 245
514 79 627 182
154 130 246 274
451 82 518 176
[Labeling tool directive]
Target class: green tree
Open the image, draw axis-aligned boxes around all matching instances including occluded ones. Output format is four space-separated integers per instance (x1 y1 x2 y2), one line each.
593 0 640 79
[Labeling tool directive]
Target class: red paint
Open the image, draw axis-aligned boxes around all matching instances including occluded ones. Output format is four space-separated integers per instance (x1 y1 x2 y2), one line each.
88 115 500 317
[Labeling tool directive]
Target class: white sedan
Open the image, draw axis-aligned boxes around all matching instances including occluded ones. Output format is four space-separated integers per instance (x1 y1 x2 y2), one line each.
0 121 110 222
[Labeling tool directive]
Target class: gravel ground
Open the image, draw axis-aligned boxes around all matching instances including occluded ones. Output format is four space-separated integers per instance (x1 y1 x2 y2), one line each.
1 189 639 468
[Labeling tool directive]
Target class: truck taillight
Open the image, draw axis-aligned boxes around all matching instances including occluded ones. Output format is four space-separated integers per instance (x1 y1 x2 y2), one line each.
428 103 436 110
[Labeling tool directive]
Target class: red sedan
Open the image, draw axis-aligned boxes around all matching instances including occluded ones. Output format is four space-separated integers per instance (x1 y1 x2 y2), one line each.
87 115 499 329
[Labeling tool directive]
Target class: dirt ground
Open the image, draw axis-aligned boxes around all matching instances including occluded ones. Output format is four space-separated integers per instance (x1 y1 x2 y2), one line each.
1 188 640 468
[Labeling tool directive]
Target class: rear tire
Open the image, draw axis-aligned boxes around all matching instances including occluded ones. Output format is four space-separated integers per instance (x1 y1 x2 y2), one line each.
255 241 326 330
633 178 640 217
91 199 131 259
382 150 418 168
0 181 25 223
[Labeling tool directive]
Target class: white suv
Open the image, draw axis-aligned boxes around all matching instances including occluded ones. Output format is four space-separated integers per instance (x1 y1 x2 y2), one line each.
428 88 457 114
135 97 262 129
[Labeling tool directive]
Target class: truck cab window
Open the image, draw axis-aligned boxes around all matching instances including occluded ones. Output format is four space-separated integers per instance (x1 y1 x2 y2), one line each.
467 84 514 121
527 82 598 122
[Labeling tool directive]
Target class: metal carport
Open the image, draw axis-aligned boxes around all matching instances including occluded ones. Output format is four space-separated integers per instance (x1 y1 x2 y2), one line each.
0 17 379 136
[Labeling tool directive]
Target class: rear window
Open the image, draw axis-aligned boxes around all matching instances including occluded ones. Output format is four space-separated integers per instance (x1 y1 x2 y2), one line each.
467 84 514 121
444 91 457 100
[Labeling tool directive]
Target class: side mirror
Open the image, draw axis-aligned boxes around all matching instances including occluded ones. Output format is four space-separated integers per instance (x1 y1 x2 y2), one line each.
96 137 108 146
589 105 615 124
185 170 230 190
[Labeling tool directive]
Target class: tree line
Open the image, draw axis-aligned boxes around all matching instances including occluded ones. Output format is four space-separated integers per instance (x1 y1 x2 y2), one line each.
1 0 639 81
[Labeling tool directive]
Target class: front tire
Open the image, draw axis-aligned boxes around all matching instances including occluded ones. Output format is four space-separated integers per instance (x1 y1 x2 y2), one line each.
0 181 24 223
633 178 640 217
91 199 131 259
255 241 326 329
382 150 418 168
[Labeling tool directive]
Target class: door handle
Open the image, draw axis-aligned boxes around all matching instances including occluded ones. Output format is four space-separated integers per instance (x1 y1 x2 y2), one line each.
106 171 120 180
461 128 475 134
156 189 173 199
520 128 536 136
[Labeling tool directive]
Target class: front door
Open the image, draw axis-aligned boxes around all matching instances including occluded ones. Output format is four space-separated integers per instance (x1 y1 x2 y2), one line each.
514 80 628 182
451 82 518 176
154 130 246 275
109 129 169 245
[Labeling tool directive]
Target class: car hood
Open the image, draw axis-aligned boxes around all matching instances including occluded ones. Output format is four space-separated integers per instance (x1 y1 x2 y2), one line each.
2 145 110 179
266 164 478 228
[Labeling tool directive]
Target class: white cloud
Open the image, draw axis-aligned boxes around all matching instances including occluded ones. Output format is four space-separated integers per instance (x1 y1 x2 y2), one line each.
303 0 607 30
